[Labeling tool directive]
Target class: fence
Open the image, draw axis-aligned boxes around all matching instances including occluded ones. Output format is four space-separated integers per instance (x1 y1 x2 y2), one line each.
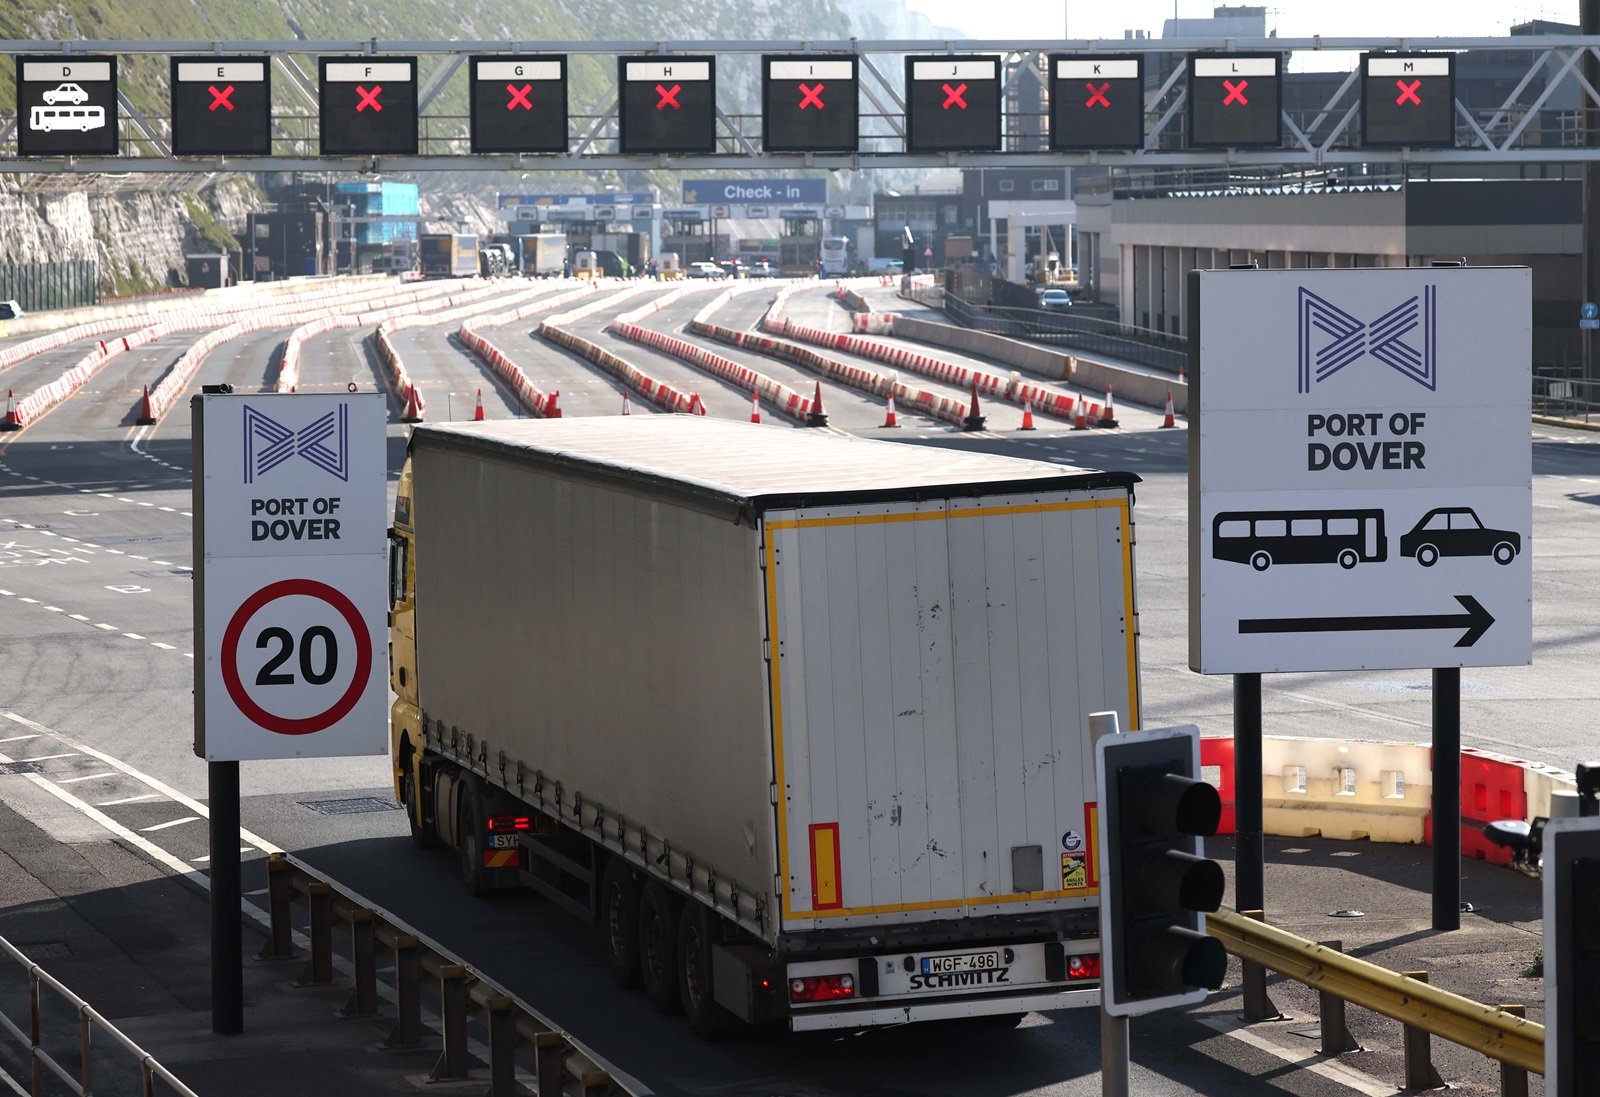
932 293 1188 376
1533 372 1600 425
0 261 100 313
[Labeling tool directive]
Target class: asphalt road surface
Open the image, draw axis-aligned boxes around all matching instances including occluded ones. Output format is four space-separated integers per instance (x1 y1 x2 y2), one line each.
1 277 1589 1096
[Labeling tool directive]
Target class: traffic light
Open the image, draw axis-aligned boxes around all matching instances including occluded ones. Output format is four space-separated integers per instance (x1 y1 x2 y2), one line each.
1096 724 1228 1016
1545 816 1600 1095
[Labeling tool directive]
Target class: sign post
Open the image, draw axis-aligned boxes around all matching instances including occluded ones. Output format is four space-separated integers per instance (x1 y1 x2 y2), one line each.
193 392 387 1033
1189 266 1533 932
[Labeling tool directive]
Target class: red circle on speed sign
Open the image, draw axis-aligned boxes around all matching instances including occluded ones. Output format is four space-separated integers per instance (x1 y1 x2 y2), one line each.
220 578 373 736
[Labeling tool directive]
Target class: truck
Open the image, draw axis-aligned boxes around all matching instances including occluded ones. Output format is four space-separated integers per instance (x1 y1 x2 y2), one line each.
388 416 1140 1034
517 233 568 278
418 233 479 278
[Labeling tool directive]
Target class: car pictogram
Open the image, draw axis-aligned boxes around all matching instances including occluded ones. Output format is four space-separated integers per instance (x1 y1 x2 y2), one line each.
1400 506 1521 567
42 82 89 105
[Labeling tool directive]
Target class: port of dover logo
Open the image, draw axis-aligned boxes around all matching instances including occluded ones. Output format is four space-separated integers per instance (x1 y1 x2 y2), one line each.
1297 285 1438 394
243 404 351 484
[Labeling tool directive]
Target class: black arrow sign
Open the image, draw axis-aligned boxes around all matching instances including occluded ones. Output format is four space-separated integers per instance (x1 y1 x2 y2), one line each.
1238 595 1495 649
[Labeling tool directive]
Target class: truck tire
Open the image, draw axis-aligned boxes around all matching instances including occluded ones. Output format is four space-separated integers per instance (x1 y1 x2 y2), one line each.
458 791 485 898
678 901 736 1038
399 747 433 849
637 882 682 1014
601 859 642 989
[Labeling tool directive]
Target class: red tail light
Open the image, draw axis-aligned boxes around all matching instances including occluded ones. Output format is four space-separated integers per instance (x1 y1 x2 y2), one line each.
487 815 531 833
788 973 855 1002
1066 953 1101 980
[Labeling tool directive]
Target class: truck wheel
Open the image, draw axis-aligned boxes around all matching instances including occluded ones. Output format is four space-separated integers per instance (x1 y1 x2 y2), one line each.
637 883 682 1014
400 749 433 849
601 859 642 989
678 901 736 1039
458 793 485 898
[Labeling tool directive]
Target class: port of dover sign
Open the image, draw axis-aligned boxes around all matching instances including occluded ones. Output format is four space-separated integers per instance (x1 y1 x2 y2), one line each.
194 393 389 760
1188 266 1531 674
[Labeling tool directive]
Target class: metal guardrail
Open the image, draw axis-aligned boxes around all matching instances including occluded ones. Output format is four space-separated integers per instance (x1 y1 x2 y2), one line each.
1533 373 1600 425
934 294 1188 376
261 854 637 1096
1207 908 1543 1089
0 934 200 1097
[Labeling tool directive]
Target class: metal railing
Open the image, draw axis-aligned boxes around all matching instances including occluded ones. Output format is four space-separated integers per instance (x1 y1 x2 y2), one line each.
260 854 636 1096
0 935 199 1097
934 293 1188 375
1207 908 1543 1091
0 261 100 313
1534 372 1600 425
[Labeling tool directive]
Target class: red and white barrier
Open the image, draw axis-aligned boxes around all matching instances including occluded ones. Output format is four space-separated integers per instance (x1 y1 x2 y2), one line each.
452 282 606 418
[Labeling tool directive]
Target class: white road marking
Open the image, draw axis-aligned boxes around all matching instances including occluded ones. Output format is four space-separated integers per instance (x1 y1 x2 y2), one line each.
67 614 89 621
184 653 195 659
1198 1016 1399 1096
141 815 201 832
43 605 62 612
18 752 78 762
192 850 254 862
122 633 146 640
57 771 119 784
137 502 153 507
104 549 124 554
0 735 40 743
97 793 163 806
181 512 192 518
94 623 116 631
153 560 172 566
18 597 37 604
151 642 176 650
159 507 175 512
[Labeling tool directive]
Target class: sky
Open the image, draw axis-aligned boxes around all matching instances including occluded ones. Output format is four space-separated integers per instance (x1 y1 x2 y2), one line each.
904 0 1579 51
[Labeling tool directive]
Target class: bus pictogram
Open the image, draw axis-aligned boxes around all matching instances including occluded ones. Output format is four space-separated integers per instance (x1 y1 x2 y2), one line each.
1212 508 1388 571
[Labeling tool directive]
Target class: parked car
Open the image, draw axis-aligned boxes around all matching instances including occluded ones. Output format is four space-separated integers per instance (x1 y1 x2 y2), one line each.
0 300 24 321
43 82 89 105
687 262 727 279
1399 506 1521 567
1039 288 1073 311
746 260 779 279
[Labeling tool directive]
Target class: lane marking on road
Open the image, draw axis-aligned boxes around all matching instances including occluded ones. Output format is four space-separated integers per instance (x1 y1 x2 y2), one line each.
67 614 89 621
140 815 201 833
97 793 164 806
1198 1016 1399 1096
122 632 146 640
57 771 119 783
18 752 79 762
94 623 116 630
0 735 40 744
151 642 177 650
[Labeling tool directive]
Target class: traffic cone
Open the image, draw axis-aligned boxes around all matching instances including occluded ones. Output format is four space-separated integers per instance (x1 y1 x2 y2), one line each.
806 382 829 428
1098 386 1118 429
1019 399 1036 431
750 390 762 424
1072 392 1089 431
1 389 20 431
622 390 632 415
882 390 900 428
688 393 707 416
962 377 986 432
1178 362 1186 385
136 384 155 425
1160 390 1176 429
473 388 485 421
546 390 562 418
400 384 424 423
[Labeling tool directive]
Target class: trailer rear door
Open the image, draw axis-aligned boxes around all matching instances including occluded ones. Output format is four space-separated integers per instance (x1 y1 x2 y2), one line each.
763 488 1138 932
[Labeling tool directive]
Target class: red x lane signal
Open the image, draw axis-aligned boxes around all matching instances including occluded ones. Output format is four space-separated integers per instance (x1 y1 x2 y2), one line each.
1395 79 1422 106
1222 79 1248 106
207 84 236 112
655 83 681 110
506 83 533 110
354 85 383 112
942 82 968 110
1085 82 1111 109
798 82 825 110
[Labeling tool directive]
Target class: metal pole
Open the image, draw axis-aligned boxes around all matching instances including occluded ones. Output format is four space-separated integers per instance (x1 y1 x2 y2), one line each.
209 760 244 1034
1432 667 1461 931
1585 0 1599 385
1233 673 1264 914
1088 710 1129 1097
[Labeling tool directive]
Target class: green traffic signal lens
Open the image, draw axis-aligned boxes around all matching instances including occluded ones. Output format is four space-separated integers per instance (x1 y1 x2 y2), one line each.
1182 935 1228 991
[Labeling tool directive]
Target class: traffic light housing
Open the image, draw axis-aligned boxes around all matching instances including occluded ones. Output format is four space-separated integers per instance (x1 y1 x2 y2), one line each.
1096 724 1227 1016
1545 816 1600 1095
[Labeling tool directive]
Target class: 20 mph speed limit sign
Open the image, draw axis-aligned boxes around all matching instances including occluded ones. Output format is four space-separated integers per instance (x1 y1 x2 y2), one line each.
195 393 387 761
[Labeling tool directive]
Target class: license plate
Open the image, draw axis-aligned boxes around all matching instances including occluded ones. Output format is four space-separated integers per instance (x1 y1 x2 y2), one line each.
920 949 1002 975
488 834 518 849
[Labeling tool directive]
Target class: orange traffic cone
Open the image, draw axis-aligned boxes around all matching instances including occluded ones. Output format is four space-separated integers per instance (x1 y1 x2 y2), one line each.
1 389 20 431
1098 387 1118 428
473 388 485 421
806 382 829 428
1019 399 1036 431
546 390 562 418
962 377 986 432
622 390 632 415
1072 392 1089 431
687 393 707 416
136 384 155 425
400 384 424 423
882 390 900 428
1160 390 1176 429
750 390 762 424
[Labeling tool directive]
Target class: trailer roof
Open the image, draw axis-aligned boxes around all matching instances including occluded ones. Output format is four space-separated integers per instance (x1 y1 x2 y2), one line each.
413 418 1136 520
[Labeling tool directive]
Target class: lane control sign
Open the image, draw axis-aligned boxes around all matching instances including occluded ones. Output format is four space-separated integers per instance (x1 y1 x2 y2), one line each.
905 55 1002 153
1188 267 1532 674
171 57 271 157
196 393 388 761
470 55 568 154
762 55 859 153
1361 54 1455 148
15 56 119 157
319 57 418 156
618 56 716 154
1051 54 1144 151
1188 53 1281 148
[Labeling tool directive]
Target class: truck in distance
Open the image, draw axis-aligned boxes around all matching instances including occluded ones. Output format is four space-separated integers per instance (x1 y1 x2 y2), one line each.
517 233 568 278
388 417 1141 1035
418 233 480 278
